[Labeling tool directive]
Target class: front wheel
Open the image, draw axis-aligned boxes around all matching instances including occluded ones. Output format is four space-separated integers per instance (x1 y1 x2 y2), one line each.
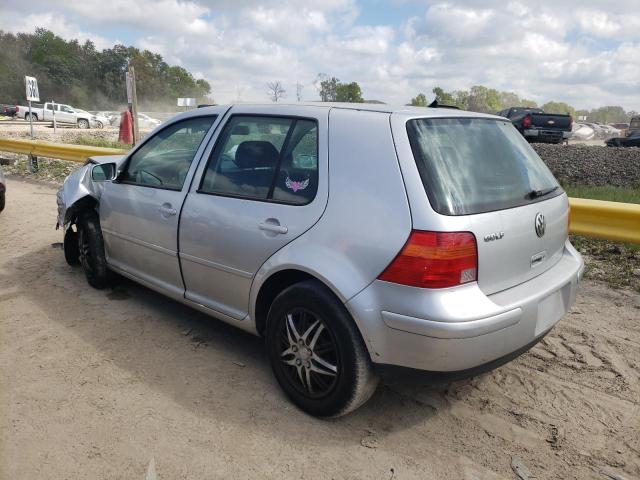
95 121 104 129
266 280 379 417
77 119 90 129
77 210 115 289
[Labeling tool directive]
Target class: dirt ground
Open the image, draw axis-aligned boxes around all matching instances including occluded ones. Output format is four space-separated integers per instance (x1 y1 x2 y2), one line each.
1 177 638 480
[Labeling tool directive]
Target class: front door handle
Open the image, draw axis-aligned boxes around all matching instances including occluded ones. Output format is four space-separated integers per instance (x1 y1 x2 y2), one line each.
259 222 288 234
159 204 177 216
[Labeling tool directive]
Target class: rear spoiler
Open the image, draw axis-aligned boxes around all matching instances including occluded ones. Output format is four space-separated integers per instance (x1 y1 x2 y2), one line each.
428 99 459 110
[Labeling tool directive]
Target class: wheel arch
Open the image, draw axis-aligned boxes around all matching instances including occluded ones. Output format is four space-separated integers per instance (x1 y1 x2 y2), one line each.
253 268 341 337
64 195 98 226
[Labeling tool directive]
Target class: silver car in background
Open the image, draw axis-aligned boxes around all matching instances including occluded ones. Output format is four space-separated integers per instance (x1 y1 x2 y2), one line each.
56 103 584 417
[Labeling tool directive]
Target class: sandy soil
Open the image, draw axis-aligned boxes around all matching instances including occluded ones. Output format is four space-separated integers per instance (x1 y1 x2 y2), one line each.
1 177 638 480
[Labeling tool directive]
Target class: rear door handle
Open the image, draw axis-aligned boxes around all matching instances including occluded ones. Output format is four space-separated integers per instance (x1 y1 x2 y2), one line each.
159 205 177 216
259 222 288 234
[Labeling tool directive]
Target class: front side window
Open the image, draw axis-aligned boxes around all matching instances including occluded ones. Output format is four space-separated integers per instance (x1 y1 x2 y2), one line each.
200 115 318 204
120 116 216 190
407 118 560 215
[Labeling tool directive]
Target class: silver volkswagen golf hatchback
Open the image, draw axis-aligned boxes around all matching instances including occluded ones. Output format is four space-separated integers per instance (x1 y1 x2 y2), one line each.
57 103 584 416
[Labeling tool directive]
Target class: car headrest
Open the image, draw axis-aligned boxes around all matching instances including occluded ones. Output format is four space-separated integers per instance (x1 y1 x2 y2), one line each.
235 141 279 169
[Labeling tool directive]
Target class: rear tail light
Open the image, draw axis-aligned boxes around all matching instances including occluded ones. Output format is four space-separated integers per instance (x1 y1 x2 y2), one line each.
523 115 532 128
378 231 478 288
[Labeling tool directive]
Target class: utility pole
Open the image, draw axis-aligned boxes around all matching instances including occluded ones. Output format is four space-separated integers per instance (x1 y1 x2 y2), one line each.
52 100 57 134
127 65 140 144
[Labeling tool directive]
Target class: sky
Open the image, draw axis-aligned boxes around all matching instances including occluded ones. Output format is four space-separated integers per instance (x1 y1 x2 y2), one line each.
1 0 639 110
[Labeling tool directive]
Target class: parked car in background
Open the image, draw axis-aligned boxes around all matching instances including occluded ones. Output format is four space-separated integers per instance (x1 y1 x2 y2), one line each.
14 102 94 128
1 104 18 117
498 107 572 144
571 123 596 141
0 164 5 212
628 116 640 136
77 109 109 129
111 112 162 129
605 130 640 147
57 103 583 417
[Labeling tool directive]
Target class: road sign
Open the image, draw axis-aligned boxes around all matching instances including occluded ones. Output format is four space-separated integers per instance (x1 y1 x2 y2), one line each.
177 98 196 107
25 76 40 102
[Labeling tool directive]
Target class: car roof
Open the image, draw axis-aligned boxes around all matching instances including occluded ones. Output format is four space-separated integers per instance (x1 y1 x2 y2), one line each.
183 102 503 121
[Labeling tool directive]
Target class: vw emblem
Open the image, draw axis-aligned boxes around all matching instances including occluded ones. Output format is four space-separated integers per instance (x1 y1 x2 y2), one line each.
535 213 546 238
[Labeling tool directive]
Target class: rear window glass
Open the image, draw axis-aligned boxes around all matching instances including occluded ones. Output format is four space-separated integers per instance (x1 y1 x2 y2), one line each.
407 118 560 215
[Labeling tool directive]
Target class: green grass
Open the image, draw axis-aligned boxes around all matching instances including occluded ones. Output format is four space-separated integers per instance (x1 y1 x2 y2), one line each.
564 185 640 204
71 135 132 150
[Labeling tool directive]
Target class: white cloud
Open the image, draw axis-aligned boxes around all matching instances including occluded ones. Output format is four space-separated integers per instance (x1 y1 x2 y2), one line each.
1 0 639 110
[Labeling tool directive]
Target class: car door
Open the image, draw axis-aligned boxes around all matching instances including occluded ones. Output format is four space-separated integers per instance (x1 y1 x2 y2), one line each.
179 106 328 320
57 105 76 124
99 113 223 299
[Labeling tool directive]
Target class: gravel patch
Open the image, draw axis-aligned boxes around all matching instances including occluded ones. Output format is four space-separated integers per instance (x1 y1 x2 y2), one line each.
533 143 640 188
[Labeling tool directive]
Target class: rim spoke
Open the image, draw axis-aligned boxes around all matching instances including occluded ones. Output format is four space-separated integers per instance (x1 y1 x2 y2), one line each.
286 314 301 346
304 367 313 394
283 357 298 367
281 347 294 358
301 319 320 343
296 365 305 389
308 323 325 350
311 353 337 376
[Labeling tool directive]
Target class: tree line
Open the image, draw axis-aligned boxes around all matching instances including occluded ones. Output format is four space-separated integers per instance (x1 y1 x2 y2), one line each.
0 29 211 110
411 86 638 123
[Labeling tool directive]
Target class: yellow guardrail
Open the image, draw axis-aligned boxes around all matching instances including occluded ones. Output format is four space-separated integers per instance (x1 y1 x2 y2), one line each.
569 198 640 244
0 138 126 163
0 138 638 243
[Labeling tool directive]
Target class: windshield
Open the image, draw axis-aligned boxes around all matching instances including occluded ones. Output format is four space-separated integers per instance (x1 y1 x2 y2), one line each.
407 118 561 215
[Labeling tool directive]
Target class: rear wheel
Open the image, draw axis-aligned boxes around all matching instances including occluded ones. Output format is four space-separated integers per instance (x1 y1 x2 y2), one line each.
266 280 378 417
77 119 90 129
26 113 37 122
77 210 114 289
0 191 5 212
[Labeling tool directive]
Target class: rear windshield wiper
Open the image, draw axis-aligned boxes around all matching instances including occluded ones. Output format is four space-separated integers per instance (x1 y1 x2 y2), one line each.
526 186 559 200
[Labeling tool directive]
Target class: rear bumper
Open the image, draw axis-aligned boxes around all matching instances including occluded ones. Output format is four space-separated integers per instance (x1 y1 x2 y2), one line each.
524 129 571 141
346 240 584 372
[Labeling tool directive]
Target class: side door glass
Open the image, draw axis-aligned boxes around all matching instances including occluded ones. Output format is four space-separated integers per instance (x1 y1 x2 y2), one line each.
121 116 217 190
199 115 319 205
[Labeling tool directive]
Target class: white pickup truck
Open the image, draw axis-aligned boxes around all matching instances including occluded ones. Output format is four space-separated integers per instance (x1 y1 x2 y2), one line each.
15 102 96 129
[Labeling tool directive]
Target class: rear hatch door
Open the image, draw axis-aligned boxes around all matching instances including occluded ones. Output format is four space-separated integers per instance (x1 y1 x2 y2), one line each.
403 116 568 295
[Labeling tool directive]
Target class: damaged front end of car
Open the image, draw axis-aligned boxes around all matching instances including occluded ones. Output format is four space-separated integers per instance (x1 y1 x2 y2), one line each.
56 155 125 265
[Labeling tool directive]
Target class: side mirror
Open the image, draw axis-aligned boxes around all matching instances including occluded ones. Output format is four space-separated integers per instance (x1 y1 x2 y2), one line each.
91 162 116 182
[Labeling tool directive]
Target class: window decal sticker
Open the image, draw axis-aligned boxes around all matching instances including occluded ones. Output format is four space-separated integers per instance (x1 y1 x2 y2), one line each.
285 176 309 193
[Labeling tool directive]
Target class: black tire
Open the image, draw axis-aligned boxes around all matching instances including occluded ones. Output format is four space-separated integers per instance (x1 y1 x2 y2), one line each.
95 121 104 129
266 280 379 417
26 113 37 122
77 119 90 129
0 191 5 213
63 225 80 265
77 210 114 289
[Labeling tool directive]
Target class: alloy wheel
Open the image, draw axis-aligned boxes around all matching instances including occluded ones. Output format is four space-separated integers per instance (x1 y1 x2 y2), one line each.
279 309 339 398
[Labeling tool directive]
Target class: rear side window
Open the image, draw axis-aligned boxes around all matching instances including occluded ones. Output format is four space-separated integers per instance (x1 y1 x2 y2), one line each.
200 115 318 205
407 118 560 215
